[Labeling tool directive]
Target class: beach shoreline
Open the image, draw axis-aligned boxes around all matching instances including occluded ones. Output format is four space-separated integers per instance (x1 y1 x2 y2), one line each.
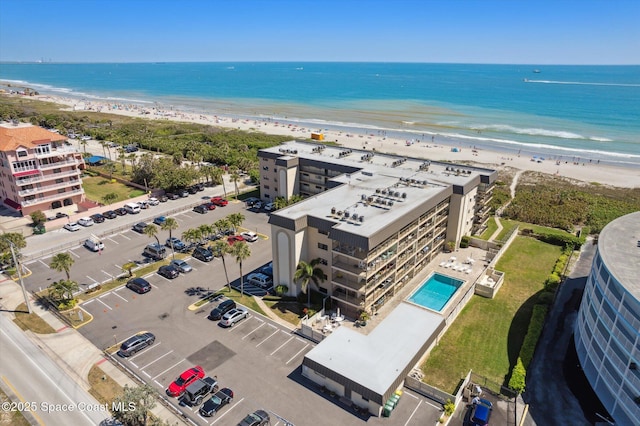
16 93 640 188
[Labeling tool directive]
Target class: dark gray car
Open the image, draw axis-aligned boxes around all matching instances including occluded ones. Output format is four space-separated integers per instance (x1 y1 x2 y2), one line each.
118 332 155 357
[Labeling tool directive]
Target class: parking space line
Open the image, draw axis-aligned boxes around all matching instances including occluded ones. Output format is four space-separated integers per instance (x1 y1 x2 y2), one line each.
256 326 280 347
143 371 151 378
210 397 245 425
119 233 131 240
242 322 265 340
154 379 163 388
155 274 172 282
83 299 95 306
69 250 80 258
86 276 99 284
129 342 161 361
38 259 50 268
140 350 175 370
114 264 122 270
112 291 128 302
404 400 421 426
96 298 112 310
271 336 294 356
102 270 114 279
153 359 185 380
107 237 119 244
295 336 307 344
286 343 309 365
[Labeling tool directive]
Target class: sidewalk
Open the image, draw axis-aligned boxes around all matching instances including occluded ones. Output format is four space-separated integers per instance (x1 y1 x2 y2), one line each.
253 296 299 330
0 278 187 425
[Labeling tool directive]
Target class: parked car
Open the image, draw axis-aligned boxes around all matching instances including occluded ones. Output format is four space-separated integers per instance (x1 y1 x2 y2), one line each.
114 207 128 216
166 193 179 200
132 222 147 233
246 273 272 289
143 243 167 260
211 197 228 206
159 195 169 202
263 202 276 212
166 366 205 397
170 259 192 273
187 186 199 194
193 204 208 214
117 332 155 357
158 265 179 279
182 376 218 406
153 216 166 226
84 237 104 252
195 183 205 191
178 188 189 198
78 217 94 227
204 202 217 210
166 237 187 252
103 210 117 219
244 197 260 207
90 213 105 223
126 277 151 294
193 246 213 262
259 262 273 278
240 231 258 242
238 409 270 426
469 398 492 426
199 388 234 417
227 235 245 245
137 200 149 209
147 197 160 206
208 299 236 321
219 307 249 327
64 222 81 232
55 212 69 219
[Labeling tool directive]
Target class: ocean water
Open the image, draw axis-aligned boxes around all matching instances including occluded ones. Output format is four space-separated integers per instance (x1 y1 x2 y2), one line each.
1 62 639 166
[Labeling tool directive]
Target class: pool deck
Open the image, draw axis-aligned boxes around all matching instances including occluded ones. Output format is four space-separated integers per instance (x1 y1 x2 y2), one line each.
322 246 489 336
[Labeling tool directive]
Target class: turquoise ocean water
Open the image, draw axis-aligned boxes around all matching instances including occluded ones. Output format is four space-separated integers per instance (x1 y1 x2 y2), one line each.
1 62 639 167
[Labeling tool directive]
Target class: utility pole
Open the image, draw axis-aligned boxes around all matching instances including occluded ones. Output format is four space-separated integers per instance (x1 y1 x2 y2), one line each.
10 243 31 314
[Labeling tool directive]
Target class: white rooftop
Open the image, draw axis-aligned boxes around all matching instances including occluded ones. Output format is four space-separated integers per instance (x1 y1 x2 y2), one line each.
598 211 640 300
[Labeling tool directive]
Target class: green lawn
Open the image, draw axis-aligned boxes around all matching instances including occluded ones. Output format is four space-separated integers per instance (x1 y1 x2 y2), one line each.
495 219 519 241
81 175 145 204
421 236 561 394
478 217 498 240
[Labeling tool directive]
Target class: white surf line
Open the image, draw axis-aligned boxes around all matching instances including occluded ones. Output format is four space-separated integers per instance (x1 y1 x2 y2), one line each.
404 400 422 426
286 343 309 365
210 397 245 425
96 298 112 310
256 326 279 348
111 291 128 302
153 359 185 380
140 350 174 370
241 322 265 340
271 336 294 355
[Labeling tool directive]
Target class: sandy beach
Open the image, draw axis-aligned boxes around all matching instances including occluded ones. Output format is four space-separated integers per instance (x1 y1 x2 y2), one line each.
29 94 640 188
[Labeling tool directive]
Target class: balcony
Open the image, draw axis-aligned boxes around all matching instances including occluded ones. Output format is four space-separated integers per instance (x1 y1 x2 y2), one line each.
18 179 81 196
39 158 79 170
332 274 364 292
34 145 80 158
332 244 367 260
331 289 363 308
22 188 83 206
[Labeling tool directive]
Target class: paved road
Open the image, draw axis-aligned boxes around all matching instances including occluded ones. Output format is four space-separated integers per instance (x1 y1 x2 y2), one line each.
0 313 110 426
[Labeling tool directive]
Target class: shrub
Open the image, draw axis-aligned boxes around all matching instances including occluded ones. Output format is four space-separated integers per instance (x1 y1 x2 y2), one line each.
520 304 548 367
460 236 470 248
274 284 288 296
536 291 555 306
509 358 526 394
58 299 77 310
544 273 561 291
443 399 455 416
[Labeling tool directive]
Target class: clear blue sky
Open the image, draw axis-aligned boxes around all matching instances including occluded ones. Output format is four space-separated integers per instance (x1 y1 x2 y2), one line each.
1 0 638 64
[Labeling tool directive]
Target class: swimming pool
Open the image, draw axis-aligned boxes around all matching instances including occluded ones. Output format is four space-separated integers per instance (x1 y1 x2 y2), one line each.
407 273 464 312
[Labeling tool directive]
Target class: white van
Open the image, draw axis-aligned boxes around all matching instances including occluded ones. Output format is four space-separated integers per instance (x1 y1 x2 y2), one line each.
247 273 273 289
84 236 104 252
143 243 166 260
124 202 141 214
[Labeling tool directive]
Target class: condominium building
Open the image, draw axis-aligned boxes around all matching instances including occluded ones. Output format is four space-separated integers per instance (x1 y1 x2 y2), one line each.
0 122 85 216
574 211 640 426
258 141 496 318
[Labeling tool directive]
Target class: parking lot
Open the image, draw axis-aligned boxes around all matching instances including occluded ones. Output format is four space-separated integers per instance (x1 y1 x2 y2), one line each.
22 199 443 425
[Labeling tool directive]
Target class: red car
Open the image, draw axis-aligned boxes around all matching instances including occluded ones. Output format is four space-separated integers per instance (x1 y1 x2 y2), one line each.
166 366 205 397
204 202 217 210
211 197 228 207
227 235 245 245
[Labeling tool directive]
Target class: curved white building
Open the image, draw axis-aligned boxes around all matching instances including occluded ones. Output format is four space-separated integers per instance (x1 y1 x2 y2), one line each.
574 212 640 426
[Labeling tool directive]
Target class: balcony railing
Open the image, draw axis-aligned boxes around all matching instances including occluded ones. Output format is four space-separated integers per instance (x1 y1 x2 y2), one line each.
34 146 80 158
18 179 81 196
331 291 363 308
38 158 79 170
22 188 83 206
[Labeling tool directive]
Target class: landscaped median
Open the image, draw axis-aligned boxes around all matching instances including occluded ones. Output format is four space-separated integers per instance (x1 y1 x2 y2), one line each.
187 287 266 316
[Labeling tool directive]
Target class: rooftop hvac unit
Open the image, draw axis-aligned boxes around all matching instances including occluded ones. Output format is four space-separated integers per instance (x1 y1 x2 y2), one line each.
394 191 400 197
376 198 383 204
344 211 350 219
331 207 336 215
359 216 364 223
381 189 388 195
351 214 358 221
361 194 367 200
402 193 407 199
388 201 394 207
376 188 381 193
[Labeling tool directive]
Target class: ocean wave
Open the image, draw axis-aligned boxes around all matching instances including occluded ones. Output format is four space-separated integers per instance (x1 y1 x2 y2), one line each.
525 79 640 88
472 124 587 140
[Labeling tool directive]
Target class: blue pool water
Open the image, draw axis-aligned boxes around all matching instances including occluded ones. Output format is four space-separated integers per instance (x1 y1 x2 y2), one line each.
408 273 464 312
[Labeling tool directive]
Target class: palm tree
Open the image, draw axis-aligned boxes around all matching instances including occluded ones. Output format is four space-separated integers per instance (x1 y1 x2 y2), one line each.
143 224 160 246
50 252 75 280
230 172 240 199
229 242 251 296
49 279 79 302
161 217 179 259
211 240 232 291
227 213 245 234
182 228 200 245
198 224 214 243
294 258 327 307
214 218 232 237
102 192 119 206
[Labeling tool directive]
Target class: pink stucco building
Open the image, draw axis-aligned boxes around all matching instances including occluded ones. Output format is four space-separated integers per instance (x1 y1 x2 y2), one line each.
0 122 85 216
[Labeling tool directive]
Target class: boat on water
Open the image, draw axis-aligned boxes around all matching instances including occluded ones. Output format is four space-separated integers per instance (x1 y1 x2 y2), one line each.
533 69 541 73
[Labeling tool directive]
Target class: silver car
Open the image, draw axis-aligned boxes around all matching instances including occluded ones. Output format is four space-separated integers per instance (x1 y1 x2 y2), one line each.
170 259 192 273
219 307 248 327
